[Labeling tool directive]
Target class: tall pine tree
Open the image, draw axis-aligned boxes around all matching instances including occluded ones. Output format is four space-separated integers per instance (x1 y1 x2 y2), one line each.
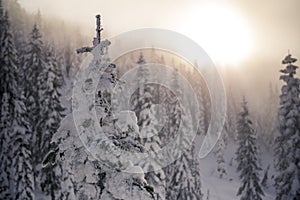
235 97 264 200
130 53 165 199
0 7 13 198
215 135 227 179
22 24 48 191
0 10 34 199
164 68 202 200
275 54 300 199
39 46 66 199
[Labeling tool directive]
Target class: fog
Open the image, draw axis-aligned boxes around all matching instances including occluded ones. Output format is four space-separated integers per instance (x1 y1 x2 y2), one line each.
18 0 300 109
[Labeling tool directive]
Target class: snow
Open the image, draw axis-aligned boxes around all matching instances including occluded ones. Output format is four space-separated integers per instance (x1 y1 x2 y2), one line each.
2 4 298 198
115 110 139 134
199 140 276 200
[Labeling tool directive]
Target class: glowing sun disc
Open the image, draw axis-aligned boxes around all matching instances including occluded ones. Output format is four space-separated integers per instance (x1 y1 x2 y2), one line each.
179 4 253 65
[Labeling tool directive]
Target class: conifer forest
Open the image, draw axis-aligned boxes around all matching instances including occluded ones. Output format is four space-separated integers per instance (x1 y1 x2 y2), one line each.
0 0 299 199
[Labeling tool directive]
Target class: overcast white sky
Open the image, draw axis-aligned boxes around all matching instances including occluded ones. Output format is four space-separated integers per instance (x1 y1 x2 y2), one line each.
18 0 300 56
18 0 300 103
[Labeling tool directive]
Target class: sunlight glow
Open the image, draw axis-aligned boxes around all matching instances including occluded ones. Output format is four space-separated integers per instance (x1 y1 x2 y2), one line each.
179 4 254 65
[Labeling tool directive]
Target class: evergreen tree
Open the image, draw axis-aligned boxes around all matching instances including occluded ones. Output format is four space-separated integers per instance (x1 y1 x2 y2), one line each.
165 109 202 200
164 68 202 200
22 24 46 184
275 54 300 200
0 94 12 199
235 97 264 200
224 85 238 142
130 52 152 133
10 94 35 200
0 8 13 198
50 117 99 199
215 135 227 178
0 10 34 199
3 0 28 56
129 53 165 199
0 0 4 42
51 37 157 199
39 47 66 199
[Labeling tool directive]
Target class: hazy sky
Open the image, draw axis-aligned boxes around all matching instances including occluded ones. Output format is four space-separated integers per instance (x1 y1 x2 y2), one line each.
18 0 300 105
18 0 300 59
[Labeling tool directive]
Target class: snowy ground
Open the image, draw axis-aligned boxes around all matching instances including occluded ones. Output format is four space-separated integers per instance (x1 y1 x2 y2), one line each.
199 141 276 200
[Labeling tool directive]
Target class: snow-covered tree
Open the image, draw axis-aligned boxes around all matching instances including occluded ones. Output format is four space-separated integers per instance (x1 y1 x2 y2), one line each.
129 53 165 199
95 48 158 199
0 93 12 199
215 135 227 178
2 0 29 58
224 85 238 142
190 64 211 133
275 54 300 200
39 46 66 199
165 109 202 200
99 111 157 200
50 35 157 199
235 97 264 200
164 68 202 200
22 24 47 188
130 52 153 134
0 0 4 40
49 114 99 199
0 10 34 199
0 8 13 198
10 95 35 200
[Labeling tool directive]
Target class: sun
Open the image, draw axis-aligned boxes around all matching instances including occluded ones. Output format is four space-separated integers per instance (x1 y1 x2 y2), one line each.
179 4 253 65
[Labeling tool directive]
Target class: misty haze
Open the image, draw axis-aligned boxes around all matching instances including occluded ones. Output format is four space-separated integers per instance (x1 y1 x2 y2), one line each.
0 0 299 199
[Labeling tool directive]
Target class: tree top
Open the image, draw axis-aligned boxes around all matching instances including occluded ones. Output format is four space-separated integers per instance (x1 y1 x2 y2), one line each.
282 54 297 64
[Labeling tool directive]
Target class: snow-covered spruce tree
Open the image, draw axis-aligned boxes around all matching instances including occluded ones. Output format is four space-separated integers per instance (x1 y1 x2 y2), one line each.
96 49 158 199
164 68 202 200
2 0 28 60
22 24 47 186
0 0 4 42
164 68 184 199
130 52 151 129
224 85 238 142
0 94 12 199
215 134 227 178
0 0 4 34
49 114 99 199
0 11 34 199
165 109 202 200
235 97 264 200
191 64 211 132
275 54 300 200
99 111 157 200
187 62 209 148
0 8 13 198
162 68 181 145
129 52 165 199
50 51 102 199
49 39 156 199
47 45 116 200
39 46 66 199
